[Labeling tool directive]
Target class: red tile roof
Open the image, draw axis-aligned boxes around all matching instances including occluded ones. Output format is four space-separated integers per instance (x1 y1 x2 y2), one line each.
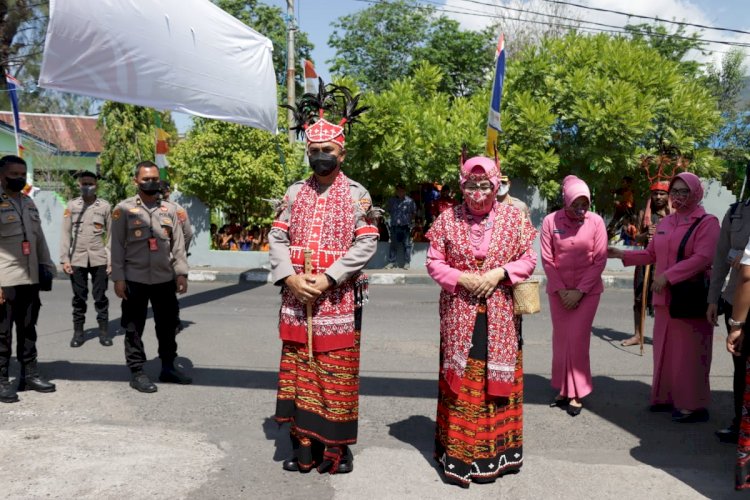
0 112 102 153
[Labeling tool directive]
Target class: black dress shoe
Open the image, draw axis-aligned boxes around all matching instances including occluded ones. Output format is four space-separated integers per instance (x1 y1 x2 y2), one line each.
159 367 192 385
672 408 709 423
715 426 739 443
0 380 19 403
70 330 85 348
567 404 583 417
130 372 157 393
19 375 56 393
648 403 673 413
550 397 569 408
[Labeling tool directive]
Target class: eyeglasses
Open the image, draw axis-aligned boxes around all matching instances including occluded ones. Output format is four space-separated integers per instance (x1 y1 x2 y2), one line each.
464 183 493 192
669 188 690 196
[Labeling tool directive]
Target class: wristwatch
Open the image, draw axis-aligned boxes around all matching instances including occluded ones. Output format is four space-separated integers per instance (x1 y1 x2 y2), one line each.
728 318 745 328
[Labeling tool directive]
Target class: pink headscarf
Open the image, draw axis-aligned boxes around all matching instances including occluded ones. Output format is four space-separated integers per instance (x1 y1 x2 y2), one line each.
669 172 703 214
562 175 590 207
459 156 500 216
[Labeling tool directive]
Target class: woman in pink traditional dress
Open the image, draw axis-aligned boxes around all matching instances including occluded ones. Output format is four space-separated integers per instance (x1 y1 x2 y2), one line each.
609 172 720 423
426 155 537 488
541 175 607 417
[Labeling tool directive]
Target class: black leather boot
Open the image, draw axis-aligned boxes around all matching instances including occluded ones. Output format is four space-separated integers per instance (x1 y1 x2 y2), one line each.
18 363 56 393
70 325 85 348
0 366 18 403
98 322 112 346
159 360 192 385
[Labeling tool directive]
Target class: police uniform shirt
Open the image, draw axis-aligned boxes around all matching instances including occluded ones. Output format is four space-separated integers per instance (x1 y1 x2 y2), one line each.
109 195 188 285
0 187 56 287
711 202 750 305
60 197 111 267
164 200 193 248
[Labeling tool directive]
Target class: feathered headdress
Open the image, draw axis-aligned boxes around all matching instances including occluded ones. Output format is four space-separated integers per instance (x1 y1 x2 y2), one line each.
641 150 689 192
281 78 369 147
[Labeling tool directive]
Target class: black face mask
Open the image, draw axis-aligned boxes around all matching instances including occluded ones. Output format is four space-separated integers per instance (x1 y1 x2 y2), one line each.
139 180 161 195
309 152 339 177
80 185 96 197
5 176 26 193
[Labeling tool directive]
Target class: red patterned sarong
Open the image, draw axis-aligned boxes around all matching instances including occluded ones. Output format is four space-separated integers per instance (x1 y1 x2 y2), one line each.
435 314 523 486
737 359 750 489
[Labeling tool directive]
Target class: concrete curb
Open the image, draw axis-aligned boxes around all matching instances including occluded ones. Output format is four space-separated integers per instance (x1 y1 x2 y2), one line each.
180 268 635 289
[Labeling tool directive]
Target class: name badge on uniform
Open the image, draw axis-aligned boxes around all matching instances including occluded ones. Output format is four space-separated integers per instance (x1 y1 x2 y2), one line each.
22 240 30 255
553 229 565 234
657 231 666 234
148 237 158 252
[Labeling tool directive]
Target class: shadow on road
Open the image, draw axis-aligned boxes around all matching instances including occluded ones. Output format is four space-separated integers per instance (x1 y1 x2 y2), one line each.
387 373 733 498
592 326 654 348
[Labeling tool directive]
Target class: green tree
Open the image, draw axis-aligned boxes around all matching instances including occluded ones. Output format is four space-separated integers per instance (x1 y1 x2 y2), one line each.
704 48 750 193
624 23 706 77
168 118 306 223
341 64 487 200
328 0 493 96
500 32 722 207
97 102 175 202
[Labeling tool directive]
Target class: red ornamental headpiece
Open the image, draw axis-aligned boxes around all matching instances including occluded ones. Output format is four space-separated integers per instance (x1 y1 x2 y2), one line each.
642 153 689 192
304 119 345 147
282 78 369 148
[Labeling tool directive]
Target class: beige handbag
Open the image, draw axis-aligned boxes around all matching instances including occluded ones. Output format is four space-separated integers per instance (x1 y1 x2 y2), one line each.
512 221 541 315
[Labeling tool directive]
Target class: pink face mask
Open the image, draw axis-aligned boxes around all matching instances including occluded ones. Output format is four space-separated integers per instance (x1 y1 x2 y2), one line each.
669 195 688 211
465 190 494 215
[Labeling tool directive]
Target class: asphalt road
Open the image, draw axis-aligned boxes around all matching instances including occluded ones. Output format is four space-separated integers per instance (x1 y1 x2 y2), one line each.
0 281 739 499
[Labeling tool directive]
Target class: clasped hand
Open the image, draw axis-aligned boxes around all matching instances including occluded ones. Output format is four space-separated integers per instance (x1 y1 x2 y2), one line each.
558 289 583 310
458 268 506 299
285 273 330 304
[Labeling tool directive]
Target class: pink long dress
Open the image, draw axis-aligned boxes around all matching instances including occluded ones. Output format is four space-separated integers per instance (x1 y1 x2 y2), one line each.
622 204 720 411
541 209 608 399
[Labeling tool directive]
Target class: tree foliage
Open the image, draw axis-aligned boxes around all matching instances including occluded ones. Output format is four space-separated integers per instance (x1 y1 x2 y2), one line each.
168 118 306 223
328 0 494 96
704 49 750 192
97 102 176 202
625 23 706 77
499 32 722 208
341 64 487 201
1 1 96 114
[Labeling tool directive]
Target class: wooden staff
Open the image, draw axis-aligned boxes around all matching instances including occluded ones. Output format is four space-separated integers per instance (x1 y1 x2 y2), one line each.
639 264 651 357
304 249 314 361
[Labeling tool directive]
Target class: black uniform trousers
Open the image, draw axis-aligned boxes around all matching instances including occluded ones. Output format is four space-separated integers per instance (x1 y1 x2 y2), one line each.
121 280 179 373
0 284 41 376
722 301 750 427
70 265 109 327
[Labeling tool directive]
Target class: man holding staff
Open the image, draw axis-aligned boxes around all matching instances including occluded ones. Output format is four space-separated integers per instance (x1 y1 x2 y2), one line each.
269 81 377 474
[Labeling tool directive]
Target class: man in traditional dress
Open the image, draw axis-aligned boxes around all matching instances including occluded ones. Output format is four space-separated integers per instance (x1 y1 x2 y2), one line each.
621 181 670 347
270 82 377 474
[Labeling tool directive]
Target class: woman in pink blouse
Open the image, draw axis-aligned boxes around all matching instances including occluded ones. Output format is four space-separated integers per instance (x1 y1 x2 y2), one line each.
426 155 537 487
609 172 720 423
541 175 608 416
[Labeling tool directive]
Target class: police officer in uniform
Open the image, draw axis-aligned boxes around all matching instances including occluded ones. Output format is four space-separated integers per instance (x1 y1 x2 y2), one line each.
160 180 192 334
110 161 190 393
0 155 57 403
60 170 112 347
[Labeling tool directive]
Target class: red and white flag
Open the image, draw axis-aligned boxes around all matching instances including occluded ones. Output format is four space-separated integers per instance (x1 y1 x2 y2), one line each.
304 59 318 94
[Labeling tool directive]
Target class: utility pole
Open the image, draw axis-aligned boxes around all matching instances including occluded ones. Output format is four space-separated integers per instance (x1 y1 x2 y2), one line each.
286 0 296 145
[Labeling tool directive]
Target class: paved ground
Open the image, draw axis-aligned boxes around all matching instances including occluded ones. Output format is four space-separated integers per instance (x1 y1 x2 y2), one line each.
0 281 739 499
